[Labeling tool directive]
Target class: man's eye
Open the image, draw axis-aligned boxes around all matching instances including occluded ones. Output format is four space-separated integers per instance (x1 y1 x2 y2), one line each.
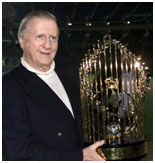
36 35 44 39
50 36 57 41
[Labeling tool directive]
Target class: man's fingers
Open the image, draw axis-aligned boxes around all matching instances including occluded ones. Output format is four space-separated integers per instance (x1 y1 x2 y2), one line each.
83 140 106 161
93 140 106 160
96 148 107 161
92 140 105 149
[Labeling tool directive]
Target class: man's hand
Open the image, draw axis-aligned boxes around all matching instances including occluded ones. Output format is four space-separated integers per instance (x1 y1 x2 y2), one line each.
82 140 106 161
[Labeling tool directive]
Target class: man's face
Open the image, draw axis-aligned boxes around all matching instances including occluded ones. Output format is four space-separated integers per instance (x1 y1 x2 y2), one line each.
19 17 59 71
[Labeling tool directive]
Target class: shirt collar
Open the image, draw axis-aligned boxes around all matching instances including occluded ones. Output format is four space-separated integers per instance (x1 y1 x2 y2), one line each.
21 57 55 75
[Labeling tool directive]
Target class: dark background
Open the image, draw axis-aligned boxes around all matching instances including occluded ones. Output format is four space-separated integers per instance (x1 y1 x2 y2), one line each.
2 2 153 75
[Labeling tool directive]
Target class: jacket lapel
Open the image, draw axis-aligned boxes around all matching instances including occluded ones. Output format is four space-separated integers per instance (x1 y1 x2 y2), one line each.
18 64 76 119
55 64 78 118
55 63 84 145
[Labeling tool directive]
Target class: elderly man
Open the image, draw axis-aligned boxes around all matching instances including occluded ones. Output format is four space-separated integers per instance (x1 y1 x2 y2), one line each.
2 10 105 161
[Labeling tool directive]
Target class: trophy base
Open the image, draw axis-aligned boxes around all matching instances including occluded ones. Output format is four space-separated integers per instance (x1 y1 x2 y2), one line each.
85 140 147 160
99 140 147 160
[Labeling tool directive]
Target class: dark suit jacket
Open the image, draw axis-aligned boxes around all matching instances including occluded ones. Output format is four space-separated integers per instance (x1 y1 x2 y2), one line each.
2 62 84 161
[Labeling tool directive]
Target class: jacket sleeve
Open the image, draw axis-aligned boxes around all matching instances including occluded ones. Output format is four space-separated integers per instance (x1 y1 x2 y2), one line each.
2 81 83 161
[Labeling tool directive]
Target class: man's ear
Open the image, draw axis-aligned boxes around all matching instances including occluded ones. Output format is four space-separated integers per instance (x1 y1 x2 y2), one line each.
18 37 24 49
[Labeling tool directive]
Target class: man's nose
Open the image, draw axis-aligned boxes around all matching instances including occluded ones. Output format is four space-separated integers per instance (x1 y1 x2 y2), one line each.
43 38 51 49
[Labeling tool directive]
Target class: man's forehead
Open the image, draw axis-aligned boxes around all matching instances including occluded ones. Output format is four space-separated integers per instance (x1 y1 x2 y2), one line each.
29 17 56 25
27 17 58 33
24 17 59 36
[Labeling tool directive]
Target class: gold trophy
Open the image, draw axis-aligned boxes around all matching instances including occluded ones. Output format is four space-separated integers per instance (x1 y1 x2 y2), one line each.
79 35 150 160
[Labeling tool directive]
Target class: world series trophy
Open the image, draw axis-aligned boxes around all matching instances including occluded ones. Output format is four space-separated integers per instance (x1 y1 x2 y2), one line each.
79 35 150 160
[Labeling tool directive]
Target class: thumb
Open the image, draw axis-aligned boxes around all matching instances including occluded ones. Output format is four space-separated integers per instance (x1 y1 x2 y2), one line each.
92 140 105 149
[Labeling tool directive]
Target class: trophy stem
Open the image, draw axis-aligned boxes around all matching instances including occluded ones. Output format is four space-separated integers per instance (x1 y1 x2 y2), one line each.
120 45 127 143
84 56 92 143
114 40 121 144
98 47 106 141
87 51 96 143
103 35 110 144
